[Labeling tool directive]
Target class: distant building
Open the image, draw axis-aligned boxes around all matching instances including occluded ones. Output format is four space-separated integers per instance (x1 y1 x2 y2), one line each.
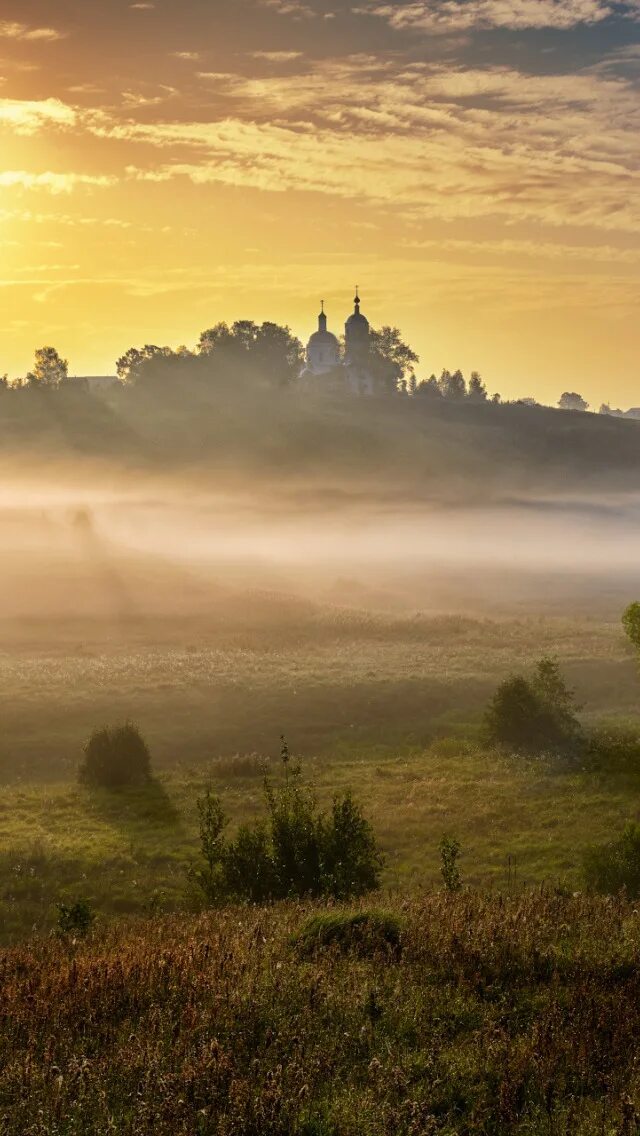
302 291 392 396
599 404 640 421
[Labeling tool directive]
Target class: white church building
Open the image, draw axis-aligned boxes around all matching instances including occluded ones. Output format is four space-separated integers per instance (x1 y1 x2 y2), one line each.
301 291 392 396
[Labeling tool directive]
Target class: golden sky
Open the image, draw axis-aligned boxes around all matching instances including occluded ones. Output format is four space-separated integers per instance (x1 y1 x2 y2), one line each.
1 0 639 405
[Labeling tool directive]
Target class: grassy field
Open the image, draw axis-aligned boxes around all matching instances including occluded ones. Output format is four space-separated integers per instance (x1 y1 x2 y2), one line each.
1 606 640 942
0 607 637 781
3 738 640 943
4 891 640 1134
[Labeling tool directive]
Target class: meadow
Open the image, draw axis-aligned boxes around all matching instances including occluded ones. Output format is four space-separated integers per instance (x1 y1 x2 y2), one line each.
2 602 639 943
3 891 640 1134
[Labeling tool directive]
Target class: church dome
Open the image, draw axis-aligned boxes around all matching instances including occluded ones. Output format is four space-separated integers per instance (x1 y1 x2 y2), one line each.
345 291 369 336
305 303 341 376
308 327 340 349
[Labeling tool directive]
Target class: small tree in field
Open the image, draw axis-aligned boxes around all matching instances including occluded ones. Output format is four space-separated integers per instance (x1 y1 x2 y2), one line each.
483 657 582 757
79 723 152 789
192 739 383 906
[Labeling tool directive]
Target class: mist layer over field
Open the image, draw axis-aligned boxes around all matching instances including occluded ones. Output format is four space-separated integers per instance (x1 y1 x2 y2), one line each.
2 464 640 622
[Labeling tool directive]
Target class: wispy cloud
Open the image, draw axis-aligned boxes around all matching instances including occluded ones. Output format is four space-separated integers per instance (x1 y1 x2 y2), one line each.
0 171 116 194
249 51 305 61
0 20 64 42
0 98 76 134
258 0 317 17
356 0 629 32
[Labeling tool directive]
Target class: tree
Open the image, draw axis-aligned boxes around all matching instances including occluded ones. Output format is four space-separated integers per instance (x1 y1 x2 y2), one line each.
559 392 589 412
79 722 152 789
191 738 382 905
483 657 582 757
467 371 488 403
416 375 442 400
198 320 304 387
438 369 466 401
28 347 68 388
116 345 173 383
369 326 419 390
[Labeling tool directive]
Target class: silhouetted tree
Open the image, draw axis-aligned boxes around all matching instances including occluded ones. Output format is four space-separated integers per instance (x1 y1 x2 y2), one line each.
116 345 174 383
416 374 442 400
198 320 304 387
559 392 589 412
27 347 68 388
468 371 488 403
439 369 466 400
369 326 419 390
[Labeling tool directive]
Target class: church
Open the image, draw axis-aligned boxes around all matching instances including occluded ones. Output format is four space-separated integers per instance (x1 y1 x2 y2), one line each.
301 291 393 396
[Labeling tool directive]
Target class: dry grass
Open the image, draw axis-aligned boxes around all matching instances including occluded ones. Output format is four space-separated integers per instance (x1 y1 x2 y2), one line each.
2 892 640 1134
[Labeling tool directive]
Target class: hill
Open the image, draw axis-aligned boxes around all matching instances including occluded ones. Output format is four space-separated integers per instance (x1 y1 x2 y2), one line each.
2 381 640 497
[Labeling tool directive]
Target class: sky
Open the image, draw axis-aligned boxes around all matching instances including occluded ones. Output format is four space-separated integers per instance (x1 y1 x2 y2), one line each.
1 0 639 406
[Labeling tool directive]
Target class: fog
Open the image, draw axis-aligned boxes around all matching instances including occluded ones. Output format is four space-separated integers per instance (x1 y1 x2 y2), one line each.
1 462 639 627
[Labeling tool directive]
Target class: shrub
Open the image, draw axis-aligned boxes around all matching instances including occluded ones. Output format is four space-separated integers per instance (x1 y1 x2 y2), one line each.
292 911 403 959
56 899 95 938
192 739 383 905
483 657 583 758
586 725 640 774
79 722 152 789
622 601 640 650
440 834 462 892
583 824 640 897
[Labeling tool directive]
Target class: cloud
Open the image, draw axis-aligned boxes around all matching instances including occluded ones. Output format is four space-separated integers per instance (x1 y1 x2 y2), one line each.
172 51 203 61
356 0 626 32
0 20 64 42
402 236 640 264
107 46 640 236
249 51 305 61
0 171 116 194
0 98 76 134
258 0 316 16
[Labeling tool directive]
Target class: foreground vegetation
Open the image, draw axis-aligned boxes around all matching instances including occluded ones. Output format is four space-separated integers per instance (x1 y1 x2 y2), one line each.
4 737 640 944
3 892 640 1134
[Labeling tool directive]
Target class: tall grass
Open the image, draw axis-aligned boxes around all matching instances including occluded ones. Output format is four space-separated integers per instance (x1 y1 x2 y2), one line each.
2 892 640 1133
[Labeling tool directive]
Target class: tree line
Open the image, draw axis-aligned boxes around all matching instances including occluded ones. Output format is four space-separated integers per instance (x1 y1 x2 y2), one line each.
2 321 599 413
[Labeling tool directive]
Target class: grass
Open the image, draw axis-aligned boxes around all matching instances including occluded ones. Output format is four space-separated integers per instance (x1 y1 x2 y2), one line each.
3 892 640 1134
0 609 637 782
1 606 639 942
2 741 640 943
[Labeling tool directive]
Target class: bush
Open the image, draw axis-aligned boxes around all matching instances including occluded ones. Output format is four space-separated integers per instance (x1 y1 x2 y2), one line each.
192 739 383 905
56 899 95 938
483 657 583 758
292 911 403 959
440 834 462 892
586 725 640 773
584 824 640 897
79 722 152 789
